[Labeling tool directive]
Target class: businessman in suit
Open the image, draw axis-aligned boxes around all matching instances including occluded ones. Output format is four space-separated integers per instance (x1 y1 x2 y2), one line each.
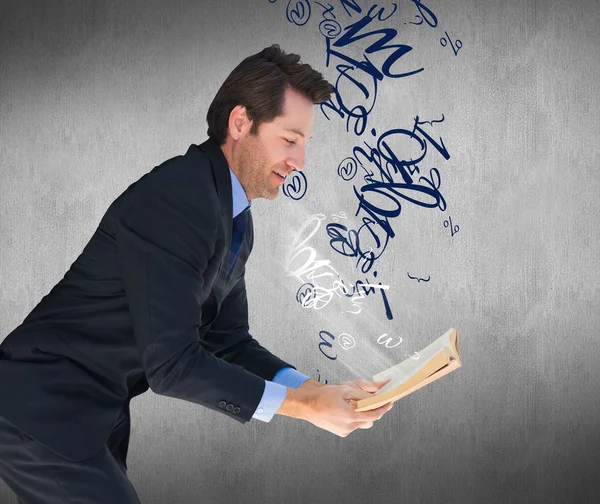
0 44 394 503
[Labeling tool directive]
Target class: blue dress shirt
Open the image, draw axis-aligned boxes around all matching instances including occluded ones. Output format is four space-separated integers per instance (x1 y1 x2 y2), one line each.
228 167 311 421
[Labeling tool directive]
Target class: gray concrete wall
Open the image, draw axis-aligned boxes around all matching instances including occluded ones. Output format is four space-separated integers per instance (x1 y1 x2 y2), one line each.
1 0 599 502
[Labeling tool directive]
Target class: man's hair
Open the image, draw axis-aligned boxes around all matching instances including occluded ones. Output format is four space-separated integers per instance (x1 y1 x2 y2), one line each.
206 44 333 145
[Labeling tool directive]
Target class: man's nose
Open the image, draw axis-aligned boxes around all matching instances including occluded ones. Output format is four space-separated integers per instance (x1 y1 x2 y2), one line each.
286 146 306 172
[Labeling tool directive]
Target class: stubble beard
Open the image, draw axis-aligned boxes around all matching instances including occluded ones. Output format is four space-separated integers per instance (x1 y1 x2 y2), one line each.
237 134 279 201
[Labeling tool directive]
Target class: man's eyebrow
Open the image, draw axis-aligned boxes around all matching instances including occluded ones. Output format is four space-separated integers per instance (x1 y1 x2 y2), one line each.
283 127 312 140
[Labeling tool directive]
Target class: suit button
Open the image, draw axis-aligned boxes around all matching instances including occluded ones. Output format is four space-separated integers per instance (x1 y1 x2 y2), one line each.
226 404 233 411
219 401 227 409
232 407 240 414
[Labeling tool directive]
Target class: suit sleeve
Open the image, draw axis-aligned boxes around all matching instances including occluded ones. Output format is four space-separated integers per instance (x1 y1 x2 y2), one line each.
200 267 298 380
114 176 266 423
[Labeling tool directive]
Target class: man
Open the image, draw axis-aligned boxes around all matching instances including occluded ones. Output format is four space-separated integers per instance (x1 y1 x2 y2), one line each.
0 44 394 503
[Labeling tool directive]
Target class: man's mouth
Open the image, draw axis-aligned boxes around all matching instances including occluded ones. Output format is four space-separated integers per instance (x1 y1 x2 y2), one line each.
274 171 287 182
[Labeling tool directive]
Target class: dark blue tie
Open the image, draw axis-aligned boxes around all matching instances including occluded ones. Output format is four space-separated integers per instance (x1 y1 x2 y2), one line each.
228 207 249 272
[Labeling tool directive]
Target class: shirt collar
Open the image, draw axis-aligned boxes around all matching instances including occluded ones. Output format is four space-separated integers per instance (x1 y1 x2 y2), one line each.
228 167 251 218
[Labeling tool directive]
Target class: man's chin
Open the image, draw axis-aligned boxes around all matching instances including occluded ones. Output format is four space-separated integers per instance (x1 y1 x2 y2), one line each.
262 186 280 200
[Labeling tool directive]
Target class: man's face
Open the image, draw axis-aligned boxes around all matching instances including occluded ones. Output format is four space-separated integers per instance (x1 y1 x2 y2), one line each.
232 87 314 200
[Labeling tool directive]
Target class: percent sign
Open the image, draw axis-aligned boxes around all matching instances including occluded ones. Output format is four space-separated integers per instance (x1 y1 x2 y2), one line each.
440 30 462 56
444 216 459 236
332 211 347 222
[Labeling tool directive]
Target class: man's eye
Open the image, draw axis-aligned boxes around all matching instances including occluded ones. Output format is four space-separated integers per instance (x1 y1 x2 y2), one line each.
285 138 296 145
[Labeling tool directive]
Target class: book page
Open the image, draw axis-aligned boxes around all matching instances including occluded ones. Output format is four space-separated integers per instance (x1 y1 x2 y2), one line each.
372 328 457 396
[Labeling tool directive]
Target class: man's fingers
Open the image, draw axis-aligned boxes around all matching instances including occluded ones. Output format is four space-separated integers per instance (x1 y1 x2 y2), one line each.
356 421 375 430
344 388 379 401
354 403 394 430
353 401 393 421
354 378 391 393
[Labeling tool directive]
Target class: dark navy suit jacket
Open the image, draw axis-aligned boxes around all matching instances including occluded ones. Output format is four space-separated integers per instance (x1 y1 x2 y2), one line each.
0 137 296 461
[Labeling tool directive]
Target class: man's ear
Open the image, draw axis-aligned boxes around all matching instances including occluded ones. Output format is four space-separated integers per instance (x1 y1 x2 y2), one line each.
228 105 252 141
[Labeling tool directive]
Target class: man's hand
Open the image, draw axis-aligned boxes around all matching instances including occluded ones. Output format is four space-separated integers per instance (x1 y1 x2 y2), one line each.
339 377 390 392
339 378 399 406
277 379 396 438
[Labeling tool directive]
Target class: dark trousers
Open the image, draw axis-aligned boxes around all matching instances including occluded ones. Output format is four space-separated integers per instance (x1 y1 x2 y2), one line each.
0 406 141 504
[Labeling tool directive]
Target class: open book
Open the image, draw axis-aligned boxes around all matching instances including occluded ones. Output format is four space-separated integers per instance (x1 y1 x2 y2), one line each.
355 328 462 412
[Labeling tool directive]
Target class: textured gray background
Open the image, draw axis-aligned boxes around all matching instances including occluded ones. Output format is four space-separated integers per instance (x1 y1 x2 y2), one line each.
1 0 599 503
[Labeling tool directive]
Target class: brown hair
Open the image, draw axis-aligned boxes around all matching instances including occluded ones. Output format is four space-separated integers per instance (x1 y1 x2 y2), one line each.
206 44 333 145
